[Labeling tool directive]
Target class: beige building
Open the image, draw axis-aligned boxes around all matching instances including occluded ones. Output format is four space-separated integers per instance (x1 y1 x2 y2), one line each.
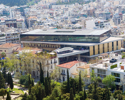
0 43 20 58
15 48 59 79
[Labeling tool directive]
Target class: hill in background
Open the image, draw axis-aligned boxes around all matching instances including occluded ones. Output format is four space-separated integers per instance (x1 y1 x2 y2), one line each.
0 0 40 6
56 0 95 5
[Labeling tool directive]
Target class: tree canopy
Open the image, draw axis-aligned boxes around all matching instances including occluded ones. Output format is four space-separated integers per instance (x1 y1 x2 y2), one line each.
102 75 115 89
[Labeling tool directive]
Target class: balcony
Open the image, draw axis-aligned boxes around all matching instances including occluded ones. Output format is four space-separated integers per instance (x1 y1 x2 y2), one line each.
61 73 66 75
54 61 57 63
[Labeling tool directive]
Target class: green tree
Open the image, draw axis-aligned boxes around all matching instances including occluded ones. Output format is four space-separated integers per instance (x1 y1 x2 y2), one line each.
27 93 36 100
31 83 45 100
117 94 123 100
40 63 44 85
70 88 74 100
61 77 83 94
10 73 13 90
0 72 5 89
113 90 122 99
52 87 60 97
22 93 28 100
45 77 49 96
79 71 82 92
28 74 31 86
1 52 6 58
0 88 7 99
19 75 34 87
102 75 115 89
28 85 32 95
50 66 60 81
62 93 70 100
32 79 34 86
7 73 10 85
6 92 11 100
90 70 101 100
67 69 70 93
41 87 46 99
2 66 7 82
37 87 43 100
84 88 87 100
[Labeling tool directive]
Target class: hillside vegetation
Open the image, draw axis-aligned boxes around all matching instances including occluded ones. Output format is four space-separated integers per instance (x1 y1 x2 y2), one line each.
0 0 40 6
56 0 95 5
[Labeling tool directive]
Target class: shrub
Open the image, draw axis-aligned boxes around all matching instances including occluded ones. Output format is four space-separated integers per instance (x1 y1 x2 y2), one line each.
110 64 117 69
19 75 33 87
122 55 125 59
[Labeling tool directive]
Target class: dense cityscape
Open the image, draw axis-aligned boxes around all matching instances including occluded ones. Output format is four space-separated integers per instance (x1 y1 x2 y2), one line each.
0 0 125 100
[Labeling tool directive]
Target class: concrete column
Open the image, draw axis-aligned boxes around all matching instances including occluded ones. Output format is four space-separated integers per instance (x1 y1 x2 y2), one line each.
78 54 80 61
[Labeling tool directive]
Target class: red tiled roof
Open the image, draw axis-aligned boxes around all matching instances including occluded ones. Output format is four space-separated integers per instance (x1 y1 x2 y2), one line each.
57 61 80 69
77 64 90 69
0 43 20 48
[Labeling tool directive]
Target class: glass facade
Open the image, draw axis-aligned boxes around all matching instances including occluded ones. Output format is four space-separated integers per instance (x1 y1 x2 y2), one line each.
21 30 111 43
20 35 107 43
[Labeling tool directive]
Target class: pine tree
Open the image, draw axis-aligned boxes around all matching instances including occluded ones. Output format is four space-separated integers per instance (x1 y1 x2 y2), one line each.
37 87 42 100
70 88 74 100
27 93 36 100
47 71 49 78
40 63 44 85
41 87 45 99
6 92 11 100
59 95 61 100
73 81 76 95
47 72 51 95
117 94 123 100
32 79 34 86
67 69 70 93
2 67 7 82
22 93 28 100
0 72 5 89
7 73 10 85
45 77 49 96
28 74 31 86
10 73 13 90
84 88 87 100
28 85 32 95
79 71 82 92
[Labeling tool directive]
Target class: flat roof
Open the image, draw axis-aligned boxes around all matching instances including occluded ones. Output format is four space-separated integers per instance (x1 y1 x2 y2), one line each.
57 50 89 58
21 37 124 46
21 29 111 36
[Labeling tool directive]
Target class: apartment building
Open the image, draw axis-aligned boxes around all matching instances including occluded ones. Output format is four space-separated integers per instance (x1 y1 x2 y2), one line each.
90 52 125 91
5 29 20 44
0 33 6 45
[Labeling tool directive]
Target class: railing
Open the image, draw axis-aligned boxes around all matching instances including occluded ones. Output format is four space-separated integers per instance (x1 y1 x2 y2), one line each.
61 73 66 75
54 61 57 63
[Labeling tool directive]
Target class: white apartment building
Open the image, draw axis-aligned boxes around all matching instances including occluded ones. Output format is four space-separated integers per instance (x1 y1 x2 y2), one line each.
0 33 6 45
5 29 20 44
90 52 125 91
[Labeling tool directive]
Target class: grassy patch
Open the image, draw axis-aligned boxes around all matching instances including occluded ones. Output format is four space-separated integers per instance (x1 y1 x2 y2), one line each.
110 64 117 69
7 88 24 94
15 97 22 100
14 84 25 88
